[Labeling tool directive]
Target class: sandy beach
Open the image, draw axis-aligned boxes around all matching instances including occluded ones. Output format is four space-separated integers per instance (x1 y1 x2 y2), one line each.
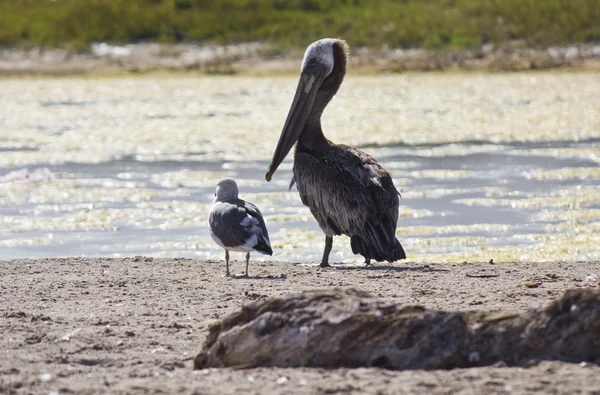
3 3 600 393
2 257 599 394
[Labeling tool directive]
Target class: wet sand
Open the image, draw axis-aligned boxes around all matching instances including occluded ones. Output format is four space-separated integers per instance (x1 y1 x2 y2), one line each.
2 257 599 394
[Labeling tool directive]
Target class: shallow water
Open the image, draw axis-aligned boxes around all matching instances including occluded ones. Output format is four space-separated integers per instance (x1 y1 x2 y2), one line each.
0 73 599 263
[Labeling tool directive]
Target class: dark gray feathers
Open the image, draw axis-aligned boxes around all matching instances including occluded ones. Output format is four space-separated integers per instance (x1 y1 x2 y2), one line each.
294 143 405 262
209 198 272 255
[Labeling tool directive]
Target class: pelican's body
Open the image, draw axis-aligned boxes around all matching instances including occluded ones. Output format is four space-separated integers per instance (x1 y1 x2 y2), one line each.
209 178 272 276
266 38 406 267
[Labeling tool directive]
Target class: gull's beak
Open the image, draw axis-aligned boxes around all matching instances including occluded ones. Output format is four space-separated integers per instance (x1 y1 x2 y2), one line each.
265 63 328 181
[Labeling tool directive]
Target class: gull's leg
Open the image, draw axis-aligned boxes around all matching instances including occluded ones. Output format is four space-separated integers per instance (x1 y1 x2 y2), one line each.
245 252 250 277
320 236 333 268
225 250 230 277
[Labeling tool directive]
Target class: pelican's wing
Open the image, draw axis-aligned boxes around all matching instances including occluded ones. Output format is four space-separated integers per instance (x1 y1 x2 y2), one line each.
294 144 400 256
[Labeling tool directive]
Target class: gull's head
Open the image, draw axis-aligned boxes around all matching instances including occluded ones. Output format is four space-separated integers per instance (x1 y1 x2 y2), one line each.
214 177 239 202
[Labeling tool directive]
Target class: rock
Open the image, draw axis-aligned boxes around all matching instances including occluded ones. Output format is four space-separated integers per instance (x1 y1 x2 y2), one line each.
194 288 600 370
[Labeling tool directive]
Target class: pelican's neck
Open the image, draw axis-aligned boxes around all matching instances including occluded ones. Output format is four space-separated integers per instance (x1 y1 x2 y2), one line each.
298 116 328 150
297 89 338 150
298 40 348 151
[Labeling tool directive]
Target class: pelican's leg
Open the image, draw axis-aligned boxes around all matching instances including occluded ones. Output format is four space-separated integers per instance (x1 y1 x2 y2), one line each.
225 250 230 277
245 252 250 277
364 258 371 266
320 236 333 268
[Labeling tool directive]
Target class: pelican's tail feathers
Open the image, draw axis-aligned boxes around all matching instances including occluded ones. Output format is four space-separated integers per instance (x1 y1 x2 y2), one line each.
351 236 406 263
388 238 406 262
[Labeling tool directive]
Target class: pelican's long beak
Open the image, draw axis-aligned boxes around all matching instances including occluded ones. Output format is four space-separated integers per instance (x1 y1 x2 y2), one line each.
265 63 328 181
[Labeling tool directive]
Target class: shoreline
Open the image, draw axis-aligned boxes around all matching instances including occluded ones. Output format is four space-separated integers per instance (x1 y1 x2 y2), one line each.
2 42 600 77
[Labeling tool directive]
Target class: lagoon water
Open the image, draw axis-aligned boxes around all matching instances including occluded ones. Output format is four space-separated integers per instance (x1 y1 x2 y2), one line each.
0 73 599 263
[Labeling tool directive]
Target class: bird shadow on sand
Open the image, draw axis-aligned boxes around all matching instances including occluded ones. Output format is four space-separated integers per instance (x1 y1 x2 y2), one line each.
229 274 288 280
324 264 449 273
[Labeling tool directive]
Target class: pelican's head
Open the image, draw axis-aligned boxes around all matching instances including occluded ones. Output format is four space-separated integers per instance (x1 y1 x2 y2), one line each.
214 177 239 202
300 38 336 78
265 38 349 182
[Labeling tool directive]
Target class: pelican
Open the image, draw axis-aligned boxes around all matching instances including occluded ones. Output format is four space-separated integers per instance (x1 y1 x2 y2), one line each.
209 178 273 276
265 38 406 268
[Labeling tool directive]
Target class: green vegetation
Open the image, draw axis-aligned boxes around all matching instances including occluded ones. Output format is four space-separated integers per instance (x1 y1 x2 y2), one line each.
1 0 599 50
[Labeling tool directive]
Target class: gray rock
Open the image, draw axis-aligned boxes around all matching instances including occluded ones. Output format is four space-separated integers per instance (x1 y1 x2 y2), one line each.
194 287 600 370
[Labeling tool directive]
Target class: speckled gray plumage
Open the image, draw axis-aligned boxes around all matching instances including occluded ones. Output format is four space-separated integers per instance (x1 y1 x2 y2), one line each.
209 178 272 276
209 198 272 255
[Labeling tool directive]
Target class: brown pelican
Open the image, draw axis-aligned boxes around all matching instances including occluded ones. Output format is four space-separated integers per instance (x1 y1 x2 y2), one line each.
265 38 406 268
209 178 273 276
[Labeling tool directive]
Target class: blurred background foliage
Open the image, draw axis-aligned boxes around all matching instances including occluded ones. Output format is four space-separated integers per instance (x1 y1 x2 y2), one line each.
1 0 599 50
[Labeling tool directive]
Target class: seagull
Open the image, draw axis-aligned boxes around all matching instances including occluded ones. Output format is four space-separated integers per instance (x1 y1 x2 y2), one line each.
209 178 273 276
